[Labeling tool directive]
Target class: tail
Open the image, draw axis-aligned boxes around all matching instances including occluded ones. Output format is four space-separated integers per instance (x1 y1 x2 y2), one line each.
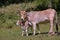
55 12 58 33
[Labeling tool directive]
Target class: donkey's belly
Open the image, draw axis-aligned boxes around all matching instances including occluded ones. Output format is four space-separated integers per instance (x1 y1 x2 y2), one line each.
36 17 48 23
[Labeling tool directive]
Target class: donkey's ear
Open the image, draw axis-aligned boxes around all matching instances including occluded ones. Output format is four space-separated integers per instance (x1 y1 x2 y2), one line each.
26 10 30 12
25 10 27 12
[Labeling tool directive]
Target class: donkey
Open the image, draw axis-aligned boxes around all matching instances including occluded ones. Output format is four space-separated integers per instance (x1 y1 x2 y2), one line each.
18 8 58 36
16 20 29 36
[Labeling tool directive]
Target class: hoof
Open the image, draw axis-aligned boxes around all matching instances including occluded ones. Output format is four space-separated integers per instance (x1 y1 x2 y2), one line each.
48 32 55 36
26 34 28 36
39 31 41 34
33 33 35 36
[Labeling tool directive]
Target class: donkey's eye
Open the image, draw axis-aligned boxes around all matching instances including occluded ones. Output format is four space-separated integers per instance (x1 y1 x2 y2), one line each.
24 14 26 15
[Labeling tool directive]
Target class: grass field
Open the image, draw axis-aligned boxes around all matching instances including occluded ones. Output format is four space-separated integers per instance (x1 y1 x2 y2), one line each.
0 23 60 40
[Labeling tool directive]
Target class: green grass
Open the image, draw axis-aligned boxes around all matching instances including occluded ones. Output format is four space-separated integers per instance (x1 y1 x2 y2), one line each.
0 23 60 40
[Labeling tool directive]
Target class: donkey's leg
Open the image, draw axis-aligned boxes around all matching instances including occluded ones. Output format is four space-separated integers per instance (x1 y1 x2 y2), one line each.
22 30 24 36
37 24 40 34
49 19 55 35
32 22 36 35
25 27 28 36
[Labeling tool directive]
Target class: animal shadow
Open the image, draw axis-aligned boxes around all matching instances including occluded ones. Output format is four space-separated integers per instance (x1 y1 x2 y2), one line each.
28 32 60 36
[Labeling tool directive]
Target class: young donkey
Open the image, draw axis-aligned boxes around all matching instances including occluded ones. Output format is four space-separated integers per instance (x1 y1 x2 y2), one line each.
19 8 58 36
16 19 29 36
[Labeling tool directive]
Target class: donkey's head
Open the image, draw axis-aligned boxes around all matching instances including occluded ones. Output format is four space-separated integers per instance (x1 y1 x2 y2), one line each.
18 10 27 21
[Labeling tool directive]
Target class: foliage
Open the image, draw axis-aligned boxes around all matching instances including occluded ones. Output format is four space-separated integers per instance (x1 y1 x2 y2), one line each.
0 0 60 11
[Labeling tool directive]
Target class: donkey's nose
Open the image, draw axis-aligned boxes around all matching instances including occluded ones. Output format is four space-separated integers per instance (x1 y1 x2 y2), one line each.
21 19 24 21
